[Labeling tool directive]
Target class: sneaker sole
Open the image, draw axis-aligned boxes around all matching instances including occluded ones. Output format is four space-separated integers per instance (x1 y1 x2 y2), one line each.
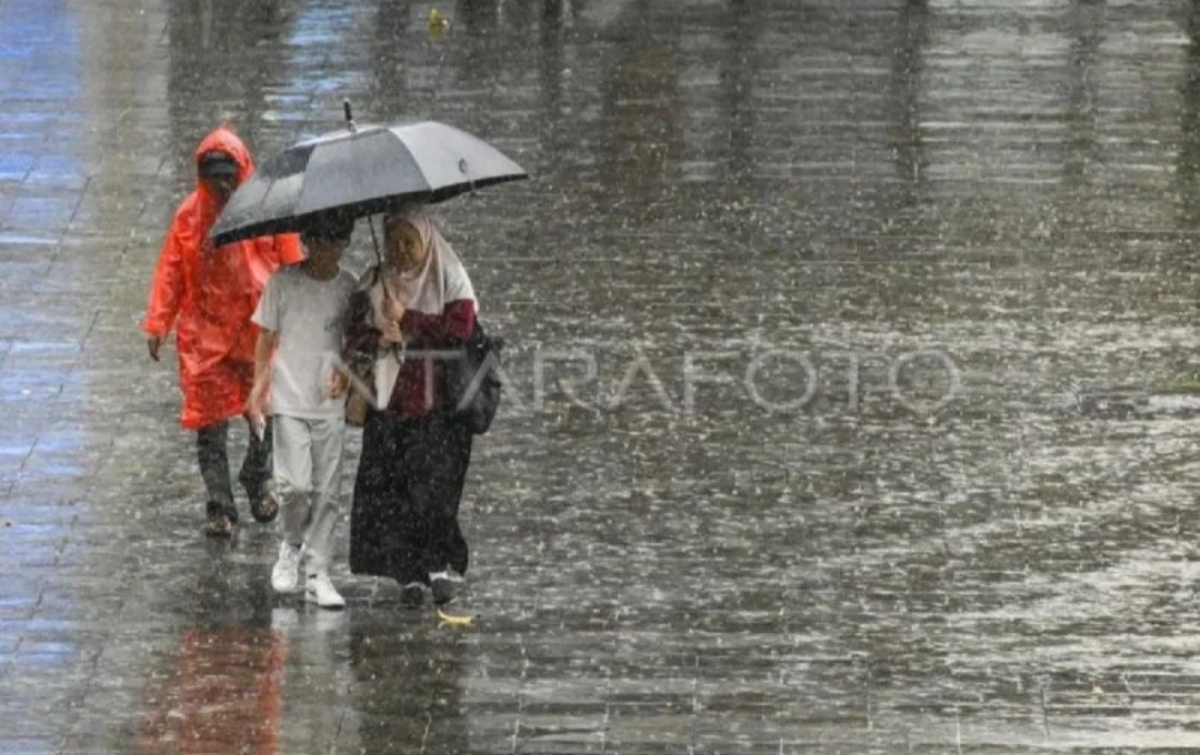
305 592 345 610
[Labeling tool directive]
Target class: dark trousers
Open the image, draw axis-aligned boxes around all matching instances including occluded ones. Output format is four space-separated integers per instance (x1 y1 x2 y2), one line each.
197 415 272 520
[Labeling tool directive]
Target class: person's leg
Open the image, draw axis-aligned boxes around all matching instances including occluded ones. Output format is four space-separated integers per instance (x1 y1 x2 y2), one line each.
196 420 236 527
348 412 422 607
349 410 393 576
302 416 345 575
303 416 346 609
273 415 313 547
271 415 312 593
349 411 418 578
409 414 470 604
391 415 437 581
377 416 438 606
239 414 274 520
439 415 473 577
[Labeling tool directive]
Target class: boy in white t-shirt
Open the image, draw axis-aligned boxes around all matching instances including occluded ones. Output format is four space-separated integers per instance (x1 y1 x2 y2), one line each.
249 212 358 609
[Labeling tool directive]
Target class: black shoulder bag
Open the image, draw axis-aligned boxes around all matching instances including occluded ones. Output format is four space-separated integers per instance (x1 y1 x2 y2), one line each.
446 321 504 435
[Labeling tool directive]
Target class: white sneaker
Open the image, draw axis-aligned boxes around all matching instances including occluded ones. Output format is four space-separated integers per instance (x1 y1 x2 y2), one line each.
306 572 345 609
271 542 303 594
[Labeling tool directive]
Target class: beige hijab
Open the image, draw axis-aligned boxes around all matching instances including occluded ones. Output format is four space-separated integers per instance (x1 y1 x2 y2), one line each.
366 209 476 406
368 210 476 326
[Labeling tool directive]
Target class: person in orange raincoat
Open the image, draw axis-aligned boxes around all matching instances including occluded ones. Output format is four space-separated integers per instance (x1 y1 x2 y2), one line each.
143 126 303 537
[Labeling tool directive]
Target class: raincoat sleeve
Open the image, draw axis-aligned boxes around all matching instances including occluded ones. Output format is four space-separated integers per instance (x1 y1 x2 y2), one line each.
273 233 304 265
401 299 476 344
143 221 186 337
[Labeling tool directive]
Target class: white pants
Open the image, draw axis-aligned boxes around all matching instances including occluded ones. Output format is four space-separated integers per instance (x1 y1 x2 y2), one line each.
273 414 345 573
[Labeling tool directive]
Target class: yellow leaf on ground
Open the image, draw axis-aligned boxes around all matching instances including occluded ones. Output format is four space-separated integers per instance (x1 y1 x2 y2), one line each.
437 607 474 627
428 8 450 39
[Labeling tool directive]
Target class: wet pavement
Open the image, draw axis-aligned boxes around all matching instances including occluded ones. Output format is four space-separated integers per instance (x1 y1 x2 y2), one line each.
6 0 1200 752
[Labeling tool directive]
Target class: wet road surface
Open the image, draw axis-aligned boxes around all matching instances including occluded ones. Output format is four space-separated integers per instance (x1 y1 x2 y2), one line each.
5 0 1200 752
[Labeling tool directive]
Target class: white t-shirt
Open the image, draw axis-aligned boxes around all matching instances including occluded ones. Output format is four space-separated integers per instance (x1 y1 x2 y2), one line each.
252 264 357 419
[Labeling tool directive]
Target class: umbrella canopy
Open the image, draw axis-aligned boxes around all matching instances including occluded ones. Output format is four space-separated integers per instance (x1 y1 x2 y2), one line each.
210 120 527 245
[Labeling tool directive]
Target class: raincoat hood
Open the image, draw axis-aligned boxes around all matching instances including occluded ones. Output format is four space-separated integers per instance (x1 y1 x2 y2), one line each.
194 127 254 186
191 127 256 246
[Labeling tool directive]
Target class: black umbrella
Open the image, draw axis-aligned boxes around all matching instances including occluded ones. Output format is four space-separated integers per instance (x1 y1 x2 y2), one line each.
210 105 527 245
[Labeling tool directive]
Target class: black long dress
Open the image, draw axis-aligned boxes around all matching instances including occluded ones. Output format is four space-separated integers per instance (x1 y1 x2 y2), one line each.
349 407 472 583
343 283 476 585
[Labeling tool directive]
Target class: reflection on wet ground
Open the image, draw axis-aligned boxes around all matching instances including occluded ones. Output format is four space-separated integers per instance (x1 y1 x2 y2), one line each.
6 0 1200 752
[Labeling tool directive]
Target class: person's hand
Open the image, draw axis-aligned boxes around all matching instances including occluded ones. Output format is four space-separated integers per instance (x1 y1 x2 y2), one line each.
380 296 405 344
249 412 267 442
147 334 164 362
380 317 403 344
327 367 349 399
248 380 271 420
386 295 405 323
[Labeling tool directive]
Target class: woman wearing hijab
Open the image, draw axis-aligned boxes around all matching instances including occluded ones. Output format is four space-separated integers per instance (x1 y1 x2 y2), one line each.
342 208 477 607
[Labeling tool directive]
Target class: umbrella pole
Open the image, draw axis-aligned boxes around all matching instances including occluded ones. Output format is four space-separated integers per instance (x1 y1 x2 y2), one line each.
367 215 382 269
366 214 397 319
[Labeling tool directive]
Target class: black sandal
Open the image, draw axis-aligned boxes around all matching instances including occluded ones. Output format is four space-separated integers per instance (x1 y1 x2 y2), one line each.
249 490 279 524
201 513 234 537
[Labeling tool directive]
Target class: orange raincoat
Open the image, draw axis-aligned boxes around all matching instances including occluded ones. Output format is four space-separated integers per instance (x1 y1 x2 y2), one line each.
143 127 303 429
